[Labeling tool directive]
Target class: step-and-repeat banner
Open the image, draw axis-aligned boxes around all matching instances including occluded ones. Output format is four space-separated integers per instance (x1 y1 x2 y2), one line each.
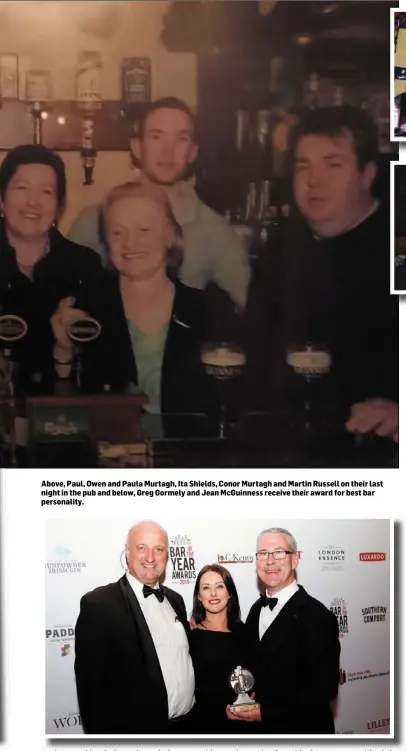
45 518 390 736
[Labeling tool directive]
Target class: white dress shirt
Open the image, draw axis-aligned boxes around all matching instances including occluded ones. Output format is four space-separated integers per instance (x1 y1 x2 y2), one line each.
127 573 195 718
259 580 300 640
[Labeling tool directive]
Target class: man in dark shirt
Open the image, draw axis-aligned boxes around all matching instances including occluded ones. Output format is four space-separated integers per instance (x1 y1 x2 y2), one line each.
245 106 398 442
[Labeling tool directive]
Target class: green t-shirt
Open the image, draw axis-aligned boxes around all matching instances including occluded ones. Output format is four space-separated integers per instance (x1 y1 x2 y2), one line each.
127 320 169 414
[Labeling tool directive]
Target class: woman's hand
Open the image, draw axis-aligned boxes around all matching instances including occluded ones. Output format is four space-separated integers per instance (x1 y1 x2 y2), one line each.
225 693 261 722
51 296 88 361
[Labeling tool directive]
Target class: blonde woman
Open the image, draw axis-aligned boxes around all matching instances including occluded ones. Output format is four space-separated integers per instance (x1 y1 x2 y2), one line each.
52 181 238 413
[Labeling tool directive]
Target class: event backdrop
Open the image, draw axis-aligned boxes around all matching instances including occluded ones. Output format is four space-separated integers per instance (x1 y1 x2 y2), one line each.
45 518 391 736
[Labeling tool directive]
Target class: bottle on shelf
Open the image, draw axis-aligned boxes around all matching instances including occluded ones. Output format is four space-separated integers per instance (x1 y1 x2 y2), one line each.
230 181 257 259
304 72 321 110
332 85 344 107
252 180 271 260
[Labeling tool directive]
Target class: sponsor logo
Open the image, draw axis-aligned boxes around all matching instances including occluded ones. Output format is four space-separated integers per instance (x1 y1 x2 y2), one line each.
53 712 82 731
330 597 349 637
362 605 387 623
318 545 345 571
340 668 389 683
217 553 254 564
46 625 74 654
367 718 390 733
169 534 196 584
45 546 86 574
359 552 386 562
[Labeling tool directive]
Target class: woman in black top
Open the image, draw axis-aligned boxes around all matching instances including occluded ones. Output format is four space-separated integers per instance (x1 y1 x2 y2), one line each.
52 181 240 413
189 564 251 734
0 144 101 391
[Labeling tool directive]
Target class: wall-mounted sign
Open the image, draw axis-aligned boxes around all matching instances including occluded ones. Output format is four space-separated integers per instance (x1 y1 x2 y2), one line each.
0 54 19 100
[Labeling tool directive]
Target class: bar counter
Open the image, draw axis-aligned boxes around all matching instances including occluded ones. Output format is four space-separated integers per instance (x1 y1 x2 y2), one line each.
4 397 397 469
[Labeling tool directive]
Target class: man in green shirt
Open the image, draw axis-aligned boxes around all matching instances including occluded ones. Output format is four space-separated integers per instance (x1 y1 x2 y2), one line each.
68 97 250 308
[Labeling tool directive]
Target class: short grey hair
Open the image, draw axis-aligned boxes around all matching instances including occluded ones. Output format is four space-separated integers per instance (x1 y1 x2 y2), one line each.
257 527 298 554
125 520 168 550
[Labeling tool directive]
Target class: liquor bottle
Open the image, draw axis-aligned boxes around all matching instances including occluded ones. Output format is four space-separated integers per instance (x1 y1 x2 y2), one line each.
332 85 344 107
304 72 321 110
231 182 257 260
256 109 273 181
244 182 258 226
122 58 151 107
253 180 271 259
233 109 251 217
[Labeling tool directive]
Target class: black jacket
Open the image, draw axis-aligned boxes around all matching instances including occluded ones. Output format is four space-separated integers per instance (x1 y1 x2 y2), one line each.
74 575 190 734
81 275 241 413
0 221 102 390
244 207 398 413
245 585 340 734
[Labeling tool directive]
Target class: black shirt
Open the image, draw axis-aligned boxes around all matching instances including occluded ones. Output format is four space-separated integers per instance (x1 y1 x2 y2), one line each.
0 220 102 390
245 206 398 413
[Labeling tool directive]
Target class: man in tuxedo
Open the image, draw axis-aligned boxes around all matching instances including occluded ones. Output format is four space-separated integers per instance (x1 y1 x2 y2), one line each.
74 520 195 734
226 527 340 734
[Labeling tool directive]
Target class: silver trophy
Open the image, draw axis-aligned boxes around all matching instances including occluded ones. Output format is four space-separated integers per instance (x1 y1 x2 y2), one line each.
229 665 259 715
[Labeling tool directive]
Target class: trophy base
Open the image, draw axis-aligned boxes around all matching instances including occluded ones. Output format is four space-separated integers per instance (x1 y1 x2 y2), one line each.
229 702 259 715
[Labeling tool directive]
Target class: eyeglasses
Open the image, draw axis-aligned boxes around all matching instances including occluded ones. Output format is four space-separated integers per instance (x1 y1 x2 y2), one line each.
255 550 294 561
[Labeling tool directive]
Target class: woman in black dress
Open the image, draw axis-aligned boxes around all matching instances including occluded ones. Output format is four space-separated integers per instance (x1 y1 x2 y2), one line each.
189 564 251 734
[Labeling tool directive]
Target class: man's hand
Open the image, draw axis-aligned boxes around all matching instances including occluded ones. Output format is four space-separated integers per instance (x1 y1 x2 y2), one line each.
225 694 261 722
346 399 399 443
51 296 88 359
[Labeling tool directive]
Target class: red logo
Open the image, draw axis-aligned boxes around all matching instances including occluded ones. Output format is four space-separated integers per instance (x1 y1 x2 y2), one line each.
359 552 386 562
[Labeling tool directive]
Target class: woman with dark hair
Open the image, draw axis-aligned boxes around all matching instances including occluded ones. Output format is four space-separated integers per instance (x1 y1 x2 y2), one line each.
0 144 101 390
189 564 251 733
52 181 239 412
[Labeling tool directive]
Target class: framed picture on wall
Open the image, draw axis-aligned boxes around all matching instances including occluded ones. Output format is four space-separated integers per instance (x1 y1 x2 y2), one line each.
0 101 33 150
0 54 19 99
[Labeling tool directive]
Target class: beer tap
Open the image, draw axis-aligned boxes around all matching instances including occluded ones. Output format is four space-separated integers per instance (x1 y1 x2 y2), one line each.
25 70 52 145
76 52 102 186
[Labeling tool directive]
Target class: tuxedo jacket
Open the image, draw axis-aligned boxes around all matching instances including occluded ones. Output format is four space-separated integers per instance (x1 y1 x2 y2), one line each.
74 574 191 734
245 585 340 734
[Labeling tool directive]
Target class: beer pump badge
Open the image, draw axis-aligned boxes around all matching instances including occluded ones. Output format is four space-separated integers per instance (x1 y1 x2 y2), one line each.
68 317 101 343
0 314 28 341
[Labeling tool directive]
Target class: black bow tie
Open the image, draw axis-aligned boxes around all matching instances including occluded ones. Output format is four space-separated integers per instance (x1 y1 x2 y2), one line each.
143 584 165 603
261 594 278 611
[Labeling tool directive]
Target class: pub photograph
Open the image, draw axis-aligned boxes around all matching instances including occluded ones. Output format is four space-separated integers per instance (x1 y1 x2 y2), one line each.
0 0 399 468
394 10 406 136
